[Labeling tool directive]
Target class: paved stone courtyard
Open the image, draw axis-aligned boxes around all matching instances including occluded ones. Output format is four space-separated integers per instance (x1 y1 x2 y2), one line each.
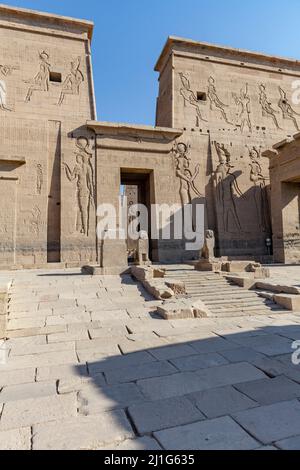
1 266 300 450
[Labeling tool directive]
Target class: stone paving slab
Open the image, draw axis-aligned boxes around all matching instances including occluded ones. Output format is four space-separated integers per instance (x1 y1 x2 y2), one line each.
0 427 31 450
219 347 266 363
0 393 78 431
187 385 257 419
229 334 294 356
78 383 145 414
154 416 259 450
169 353 229 372
128 397 204 435
2 350 78 369
0 381 57 403
233 400 300 444
88 351 156 376
137 363 266 401
98 436 162 450
105 361 177 385
36 364 88 382
234 376 300 405
0 368 36 387
275 435 300 450
32 410 134 450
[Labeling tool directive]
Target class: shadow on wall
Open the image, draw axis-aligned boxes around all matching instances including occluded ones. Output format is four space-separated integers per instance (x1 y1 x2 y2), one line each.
52 322 300 450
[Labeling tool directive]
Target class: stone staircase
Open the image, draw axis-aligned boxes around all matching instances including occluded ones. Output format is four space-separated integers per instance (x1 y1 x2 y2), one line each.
164 265 288 317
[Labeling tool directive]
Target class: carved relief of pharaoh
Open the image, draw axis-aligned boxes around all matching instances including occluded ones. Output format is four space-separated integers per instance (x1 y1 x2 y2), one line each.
208 77 232 125
179 73 207 126
58 57 84 105
63 137 95 237
25 51 51 102
214 142 244 234
233 83 252 133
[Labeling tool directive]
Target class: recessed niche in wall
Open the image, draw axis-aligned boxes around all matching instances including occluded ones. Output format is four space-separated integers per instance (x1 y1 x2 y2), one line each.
50 72 62 83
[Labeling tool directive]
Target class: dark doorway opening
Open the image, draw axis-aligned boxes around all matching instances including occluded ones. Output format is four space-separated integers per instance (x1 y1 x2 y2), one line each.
47 121 61 263
121 169 154 264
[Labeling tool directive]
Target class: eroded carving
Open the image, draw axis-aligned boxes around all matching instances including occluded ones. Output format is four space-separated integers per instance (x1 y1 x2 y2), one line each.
259 84 280 129
58 57 84 106
208 77 232 125
233 83 252 133
278 87 300 131
249 147 270 232
63 137 95 237
25 51 51 102
214 142 243 233
0 65 16 111
36 164 43 195
172 142 203 205
179 73 207 126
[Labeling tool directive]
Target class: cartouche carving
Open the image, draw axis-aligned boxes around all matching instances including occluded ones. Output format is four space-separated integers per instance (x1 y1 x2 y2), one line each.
36 164 43 195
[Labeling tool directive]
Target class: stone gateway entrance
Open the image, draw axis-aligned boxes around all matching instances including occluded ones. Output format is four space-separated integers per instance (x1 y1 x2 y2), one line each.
1 5 300 268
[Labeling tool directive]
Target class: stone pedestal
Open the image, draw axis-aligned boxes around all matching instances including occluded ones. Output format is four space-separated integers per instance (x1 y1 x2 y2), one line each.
82 232 128 276
195 259 222 272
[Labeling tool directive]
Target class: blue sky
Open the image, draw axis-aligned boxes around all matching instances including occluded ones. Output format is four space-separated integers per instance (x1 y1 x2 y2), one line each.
4 0 300 124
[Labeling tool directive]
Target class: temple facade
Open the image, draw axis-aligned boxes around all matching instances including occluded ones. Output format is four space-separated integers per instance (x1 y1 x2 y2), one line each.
1 5 300 269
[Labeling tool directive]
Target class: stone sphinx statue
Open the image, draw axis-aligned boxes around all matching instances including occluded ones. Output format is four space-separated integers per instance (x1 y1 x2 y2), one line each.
196 229 221 272
135 231 151 266
201 230 216 261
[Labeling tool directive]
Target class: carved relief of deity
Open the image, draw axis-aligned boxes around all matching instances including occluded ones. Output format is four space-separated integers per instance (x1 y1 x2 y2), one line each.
58 57 84 106
258 84 281 129
208 77 233 125
278 87 300 131
172 142 203 206
63 137 95 237
25 51 51 102
249 147 270 232
233 83 252 133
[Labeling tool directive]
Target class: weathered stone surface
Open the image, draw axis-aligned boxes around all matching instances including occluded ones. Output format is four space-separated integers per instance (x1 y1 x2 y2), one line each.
154 416 258 450
188 385 257 418
148 344 198 361
0 428 31 450
234 376 300 405
32 411 134 450
157 299 211 320
3 350 78 369
0 394 77 431
220 347 265 364
128 397 204 435
234 400 300 444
